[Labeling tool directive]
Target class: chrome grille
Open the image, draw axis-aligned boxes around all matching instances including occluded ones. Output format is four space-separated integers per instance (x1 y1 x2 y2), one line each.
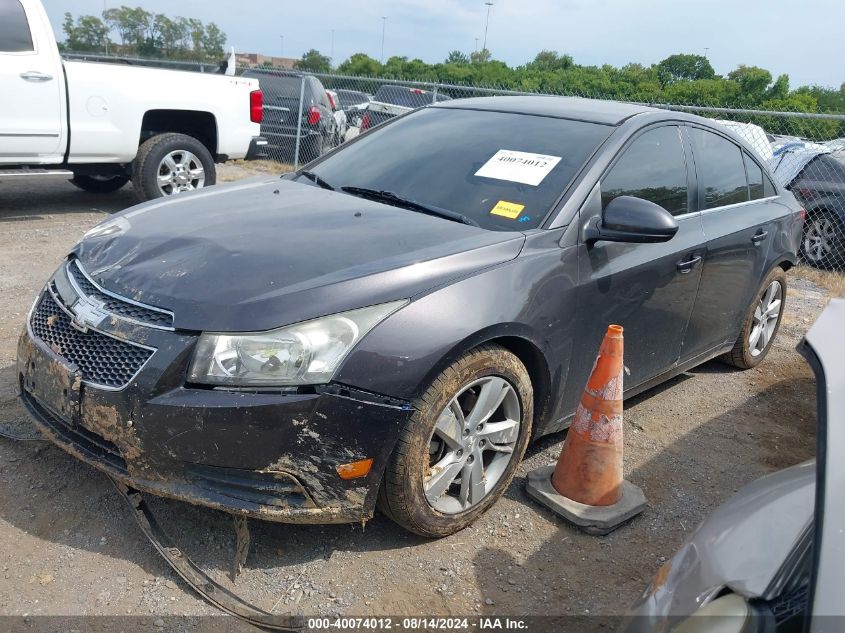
67 261 173 329
30 292 154 390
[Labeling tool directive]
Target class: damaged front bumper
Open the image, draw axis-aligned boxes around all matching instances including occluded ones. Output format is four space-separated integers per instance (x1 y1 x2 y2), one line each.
17 263 412 524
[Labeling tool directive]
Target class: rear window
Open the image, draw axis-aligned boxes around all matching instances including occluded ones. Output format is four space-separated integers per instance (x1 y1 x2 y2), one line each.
798 155 845 183
0 0 34 53
374 86 450 108
244 72 304 99
308 107 612 231
336 90 369 107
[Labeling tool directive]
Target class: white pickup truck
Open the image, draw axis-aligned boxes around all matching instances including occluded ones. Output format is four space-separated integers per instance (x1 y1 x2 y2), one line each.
0 0 265 201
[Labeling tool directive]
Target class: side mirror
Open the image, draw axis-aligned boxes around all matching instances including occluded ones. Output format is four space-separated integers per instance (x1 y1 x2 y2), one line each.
585 196 679 244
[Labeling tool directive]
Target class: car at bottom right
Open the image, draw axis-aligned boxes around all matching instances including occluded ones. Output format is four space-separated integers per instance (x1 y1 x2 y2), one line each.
624 296 845 633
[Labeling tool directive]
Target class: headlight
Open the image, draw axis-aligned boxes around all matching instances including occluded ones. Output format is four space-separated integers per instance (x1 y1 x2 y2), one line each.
188 300 407 387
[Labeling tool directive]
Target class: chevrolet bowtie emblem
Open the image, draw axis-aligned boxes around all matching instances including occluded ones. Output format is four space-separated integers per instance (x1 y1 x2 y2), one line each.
70 296 109 332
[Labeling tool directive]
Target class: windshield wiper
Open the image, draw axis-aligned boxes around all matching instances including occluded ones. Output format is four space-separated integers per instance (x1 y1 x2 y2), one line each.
299 170 335 191
340 186 479 227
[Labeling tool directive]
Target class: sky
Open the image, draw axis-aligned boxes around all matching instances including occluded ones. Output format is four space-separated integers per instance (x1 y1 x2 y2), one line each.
44 0 845 90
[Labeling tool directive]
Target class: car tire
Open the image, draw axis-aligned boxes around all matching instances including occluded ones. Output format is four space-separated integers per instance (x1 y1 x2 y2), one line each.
720 267 787 369
132 133 216 203
377 344 533 538
70 174 130 193
800 211 845 269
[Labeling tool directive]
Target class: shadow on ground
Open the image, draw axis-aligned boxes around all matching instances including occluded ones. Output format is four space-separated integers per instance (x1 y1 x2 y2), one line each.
0 178 135 218
473 376 817 625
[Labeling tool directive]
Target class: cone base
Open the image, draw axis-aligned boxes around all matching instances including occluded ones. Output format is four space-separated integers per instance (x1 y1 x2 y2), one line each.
526 464 646 536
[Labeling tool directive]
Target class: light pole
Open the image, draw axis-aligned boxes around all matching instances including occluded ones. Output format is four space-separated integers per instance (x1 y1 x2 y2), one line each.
280 35 284 58
482 2 493 53
474 37 479 52
331 29 335 68
380 17 387 64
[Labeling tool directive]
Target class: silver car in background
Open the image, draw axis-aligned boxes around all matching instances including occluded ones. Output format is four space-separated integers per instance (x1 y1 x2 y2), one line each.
625 297 844 633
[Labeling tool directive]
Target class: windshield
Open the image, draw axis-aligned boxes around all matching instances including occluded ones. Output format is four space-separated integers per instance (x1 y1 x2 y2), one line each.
243 71 304 98
307 107 612 230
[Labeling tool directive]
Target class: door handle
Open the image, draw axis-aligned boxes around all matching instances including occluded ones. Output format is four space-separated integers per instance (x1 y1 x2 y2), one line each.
751 230 769 244
676 255 702 274
20 71 53 82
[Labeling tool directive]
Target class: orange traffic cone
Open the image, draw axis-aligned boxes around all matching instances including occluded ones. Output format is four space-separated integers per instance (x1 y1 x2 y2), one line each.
526 324 646 535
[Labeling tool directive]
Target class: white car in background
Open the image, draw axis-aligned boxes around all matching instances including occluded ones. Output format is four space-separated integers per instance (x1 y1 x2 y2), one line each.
0 0 265 201
716 120 773 161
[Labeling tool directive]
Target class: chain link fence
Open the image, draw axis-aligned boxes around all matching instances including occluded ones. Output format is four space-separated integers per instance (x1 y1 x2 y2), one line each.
64 53 845 272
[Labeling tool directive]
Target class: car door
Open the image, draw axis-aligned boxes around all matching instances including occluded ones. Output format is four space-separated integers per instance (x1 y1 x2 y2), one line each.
0 0 65 162
681 125 780 360
566 124 705 412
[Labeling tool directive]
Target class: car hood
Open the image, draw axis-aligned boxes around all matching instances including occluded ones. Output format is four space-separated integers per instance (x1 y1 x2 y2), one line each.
73 178 525 331
625 460 815 630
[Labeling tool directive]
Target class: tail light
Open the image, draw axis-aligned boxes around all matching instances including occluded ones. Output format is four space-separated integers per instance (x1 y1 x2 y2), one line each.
326 91 336 110
250 90 263 123
360 113 370 131
799 207 807 222
307 106 321 125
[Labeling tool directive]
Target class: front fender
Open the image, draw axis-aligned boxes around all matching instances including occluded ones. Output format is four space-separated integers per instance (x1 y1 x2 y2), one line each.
335 231 578 414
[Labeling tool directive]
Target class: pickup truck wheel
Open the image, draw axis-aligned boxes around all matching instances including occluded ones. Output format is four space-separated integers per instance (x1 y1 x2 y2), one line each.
70 174 130 193
132 133 215 202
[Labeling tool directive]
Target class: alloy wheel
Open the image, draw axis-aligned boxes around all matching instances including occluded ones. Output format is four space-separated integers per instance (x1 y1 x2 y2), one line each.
424 376 521 514
749 280 783 357
157 150 205 196
803 215 837 264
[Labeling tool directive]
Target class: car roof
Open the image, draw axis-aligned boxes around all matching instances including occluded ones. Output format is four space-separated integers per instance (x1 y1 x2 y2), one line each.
432 95 660 125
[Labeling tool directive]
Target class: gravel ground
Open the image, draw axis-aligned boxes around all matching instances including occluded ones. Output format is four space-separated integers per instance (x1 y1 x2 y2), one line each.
0 168 826 629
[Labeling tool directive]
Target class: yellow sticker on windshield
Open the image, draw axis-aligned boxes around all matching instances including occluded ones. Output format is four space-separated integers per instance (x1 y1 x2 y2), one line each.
490 200 525 219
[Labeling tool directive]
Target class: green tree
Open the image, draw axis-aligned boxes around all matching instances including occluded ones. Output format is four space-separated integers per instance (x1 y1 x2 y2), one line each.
62 12 110 52
154 15 186 57
727 65 773 103
336 53 382 76
767 74 789 100
445 50 469 64
470 48 492 64
295 49 331 73
203 23 226 58
186 18 205 54
526 50 574 72
656 53 716 86
382 55 409 77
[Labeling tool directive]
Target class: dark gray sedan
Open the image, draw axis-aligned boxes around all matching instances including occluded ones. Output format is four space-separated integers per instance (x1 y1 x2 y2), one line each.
17 97 803 537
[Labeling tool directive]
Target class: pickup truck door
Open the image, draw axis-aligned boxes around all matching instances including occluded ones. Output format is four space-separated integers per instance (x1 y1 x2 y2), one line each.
0 0 65 163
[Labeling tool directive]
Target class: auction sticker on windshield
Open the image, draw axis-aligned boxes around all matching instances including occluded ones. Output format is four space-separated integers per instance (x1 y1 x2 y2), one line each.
490 200 525 219
475 149 562 186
